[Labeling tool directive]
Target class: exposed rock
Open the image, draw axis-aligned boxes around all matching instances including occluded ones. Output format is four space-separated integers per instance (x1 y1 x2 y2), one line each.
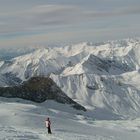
0 77 86 111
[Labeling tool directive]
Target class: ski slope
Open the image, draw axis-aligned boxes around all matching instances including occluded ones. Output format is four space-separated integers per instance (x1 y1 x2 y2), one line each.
1 97 140 140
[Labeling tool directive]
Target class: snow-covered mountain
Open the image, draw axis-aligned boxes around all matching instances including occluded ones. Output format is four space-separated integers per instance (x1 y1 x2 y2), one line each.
0 38 140 119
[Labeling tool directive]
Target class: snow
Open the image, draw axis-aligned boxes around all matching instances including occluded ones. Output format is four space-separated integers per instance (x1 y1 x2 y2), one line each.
0 38 140 119
0 38 139 79
0 38 140 139
1 97 140 140
50 71 140 119
0 39 140 80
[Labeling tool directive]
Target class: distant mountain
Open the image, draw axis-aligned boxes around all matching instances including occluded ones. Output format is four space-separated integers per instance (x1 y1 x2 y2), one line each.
0 46 37 60
0 38 140 119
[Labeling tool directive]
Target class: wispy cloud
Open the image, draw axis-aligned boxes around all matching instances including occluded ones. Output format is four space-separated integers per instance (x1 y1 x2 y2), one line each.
1 4 140 35
0 0 140 47
84 6 140 18
0 5 83 34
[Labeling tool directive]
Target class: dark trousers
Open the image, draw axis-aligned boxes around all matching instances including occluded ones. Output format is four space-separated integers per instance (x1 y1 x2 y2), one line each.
47 127 52 134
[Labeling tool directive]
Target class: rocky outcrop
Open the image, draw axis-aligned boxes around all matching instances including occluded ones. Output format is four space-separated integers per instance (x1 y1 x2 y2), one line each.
0 77 86 111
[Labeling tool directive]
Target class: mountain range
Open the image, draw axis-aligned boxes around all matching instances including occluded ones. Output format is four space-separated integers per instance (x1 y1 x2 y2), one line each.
0 38 140 119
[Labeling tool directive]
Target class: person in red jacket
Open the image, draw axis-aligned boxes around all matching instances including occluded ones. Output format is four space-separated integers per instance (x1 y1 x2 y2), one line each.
45 117 52 134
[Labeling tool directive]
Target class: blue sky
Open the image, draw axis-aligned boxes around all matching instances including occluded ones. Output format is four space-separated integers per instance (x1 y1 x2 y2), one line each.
0 0 140 48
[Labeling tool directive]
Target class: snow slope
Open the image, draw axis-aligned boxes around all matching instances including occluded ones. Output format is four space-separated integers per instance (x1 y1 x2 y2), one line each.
1 97 140 140
50 71 140 119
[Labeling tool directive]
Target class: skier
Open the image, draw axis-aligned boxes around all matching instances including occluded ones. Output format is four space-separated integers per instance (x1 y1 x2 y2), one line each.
45 117 52 134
